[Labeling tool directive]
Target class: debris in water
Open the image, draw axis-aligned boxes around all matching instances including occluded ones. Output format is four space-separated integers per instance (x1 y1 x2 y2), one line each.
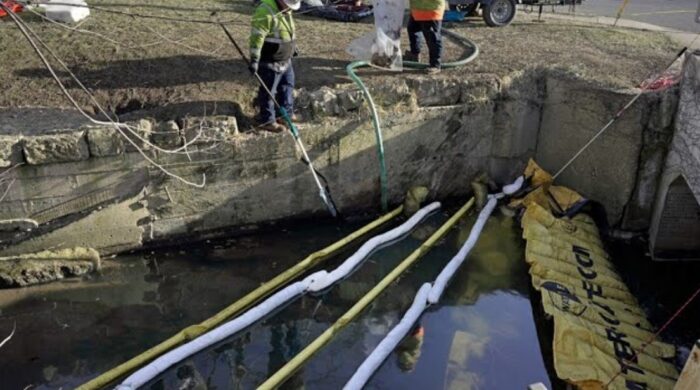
0 321 16 349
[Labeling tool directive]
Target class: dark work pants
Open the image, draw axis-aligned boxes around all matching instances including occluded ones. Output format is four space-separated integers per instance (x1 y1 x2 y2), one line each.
407 16 443 67
256 61 295 124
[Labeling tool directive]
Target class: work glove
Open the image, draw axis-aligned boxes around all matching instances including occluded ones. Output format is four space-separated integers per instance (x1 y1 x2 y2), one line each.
249 61 259 74
293 47 300 58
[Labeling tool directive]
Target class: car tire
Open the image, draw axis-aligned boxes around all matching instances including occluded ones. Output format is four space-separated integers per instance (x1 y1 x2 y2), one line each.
483 0 517 27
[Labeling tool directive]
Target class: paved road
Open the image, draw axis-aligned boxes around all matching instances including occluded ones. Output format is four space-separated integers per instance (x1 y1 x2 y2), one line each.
571 0 700 32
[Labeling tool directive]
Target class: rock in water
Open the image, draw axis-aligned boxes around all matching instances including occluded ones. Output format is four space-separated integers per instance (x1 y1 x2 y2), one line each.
471 174 490 209
403 186 429 216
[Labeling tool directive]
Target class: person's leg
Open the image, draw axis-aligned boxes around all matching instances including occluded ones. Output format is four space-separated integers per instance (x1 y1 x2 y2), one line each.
276 62 295 117
407 16 423 56
256 64 278 125
422 19 443 68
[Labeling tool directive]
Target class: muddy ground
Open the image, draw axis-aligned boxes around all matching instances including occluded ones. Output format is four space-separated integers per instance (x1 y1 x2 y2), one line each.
0 0 677 120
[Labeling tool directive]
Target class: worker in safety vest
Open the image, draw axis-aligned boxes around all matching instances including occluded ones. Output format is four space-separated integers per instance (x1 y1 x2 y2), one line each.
404 0 445 74
249 0 300 132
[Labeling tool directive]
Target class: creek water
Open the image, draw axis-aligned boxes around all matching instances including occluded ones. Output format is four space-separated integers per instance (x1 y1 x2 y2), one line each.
0 208 551 389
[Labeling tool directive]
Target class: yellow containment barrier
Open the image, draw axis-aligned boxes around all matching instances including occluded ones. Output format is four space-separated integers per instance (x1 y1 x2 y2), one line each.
517 160 678 389
258 197 475 390
78 206 403 390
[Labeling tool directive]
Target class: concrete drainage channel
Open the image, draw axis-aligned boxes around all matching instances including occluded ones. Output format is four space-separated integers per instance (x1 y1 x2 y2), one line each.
0 59 688 286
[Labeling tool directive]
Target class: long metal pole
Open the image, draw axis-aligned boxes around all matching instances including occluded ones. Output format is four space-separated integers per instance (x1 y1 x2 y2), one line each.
220 23 338 217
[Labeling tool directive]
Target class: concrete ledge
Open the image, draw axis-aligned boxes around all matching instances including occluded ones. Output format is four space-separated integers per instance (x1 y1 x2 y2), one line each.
23 130 90 165
0 135 22 167
86 125 125 157
152 120 182 148
181 115 239 144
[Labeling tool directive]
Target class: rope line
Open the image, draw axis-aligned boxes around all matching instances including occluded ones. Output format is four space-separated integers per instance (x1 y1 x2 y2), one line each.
7 9 208 156
1 3 207 188
604 284 700 388
551 46 688 180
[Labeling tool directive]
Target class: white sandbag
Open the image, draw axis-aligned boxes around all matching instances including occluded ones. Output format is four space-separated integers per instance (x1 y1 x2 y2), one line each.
42 0 90 23
347 31 376 62
344 283 431 390
370 0 405 69
347 0 405 69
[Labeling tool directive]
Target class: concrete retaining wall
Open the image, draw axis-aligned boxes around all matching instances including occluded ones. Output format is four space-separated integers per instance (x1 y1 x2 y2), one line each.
0 67 682 255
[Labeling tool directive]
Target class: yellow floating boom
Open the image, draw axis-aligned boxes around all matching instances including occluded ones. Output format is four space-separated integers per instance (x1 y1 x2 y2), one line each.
78 206 403 390
258 197 475 390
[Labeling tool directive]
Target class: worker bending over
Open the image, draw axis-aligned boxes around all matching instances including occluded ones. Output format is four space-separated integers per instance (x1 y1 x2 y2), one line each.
405 0 444 74
249 0 300 132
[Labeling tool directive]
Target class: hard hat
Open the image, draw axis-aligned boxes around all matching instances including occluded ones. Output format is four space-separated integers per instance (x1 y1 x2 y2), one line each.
282 0 301 11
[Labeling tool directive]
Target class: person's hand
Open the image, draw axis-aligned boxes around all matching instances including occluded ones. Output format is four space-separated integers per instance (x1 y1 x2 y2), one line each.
249 61 259 74
293 47 300 57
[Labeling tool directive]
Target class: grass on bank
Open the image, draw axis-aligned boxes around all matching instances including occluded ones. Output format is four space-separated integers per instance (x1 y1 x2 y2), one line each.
0 0 678 118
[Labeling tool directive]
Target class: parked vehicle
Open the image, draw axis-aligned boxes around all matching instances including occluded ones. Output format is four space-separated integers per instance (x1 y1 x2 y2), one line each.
446 0 518 27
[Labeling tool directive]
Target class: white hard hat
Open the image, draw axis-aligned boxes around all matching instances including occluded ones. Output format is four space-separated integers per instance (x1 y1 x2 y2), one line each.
283 0 301 11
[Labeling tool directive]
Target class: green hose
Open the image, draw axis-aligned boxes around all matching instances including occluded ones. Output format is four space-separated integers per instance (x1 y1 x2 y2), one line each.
346 28 480 212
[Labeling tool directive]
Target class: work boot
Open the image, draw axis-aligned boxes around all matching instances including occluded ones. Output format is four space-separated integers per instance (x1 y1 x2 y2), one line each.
425 66 441 75
258 121 285 133
276 113 298 126
403 50 421 63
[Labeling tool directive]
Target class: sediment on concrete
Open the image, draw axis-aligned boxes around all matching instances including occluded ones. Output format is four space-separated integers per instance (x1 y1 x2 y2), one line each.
0 64 683 256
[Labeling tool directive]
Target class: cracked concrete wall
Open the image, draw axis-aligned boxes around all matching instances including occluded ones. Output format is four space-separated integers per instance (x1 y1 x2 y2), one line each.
0 69 681 255
660 52 700 202
621 87 679 230
649 52 700 259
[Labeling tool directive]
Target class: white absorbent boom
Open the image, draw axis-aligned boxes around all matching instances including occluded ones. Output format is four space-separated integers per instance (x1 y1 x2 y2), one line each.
344 176 524 390
117 201 441 389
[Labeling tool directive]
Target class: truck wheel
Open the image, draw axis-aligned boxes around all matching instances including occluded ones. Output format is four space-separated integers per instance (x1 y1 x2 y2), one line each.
483 0 516 27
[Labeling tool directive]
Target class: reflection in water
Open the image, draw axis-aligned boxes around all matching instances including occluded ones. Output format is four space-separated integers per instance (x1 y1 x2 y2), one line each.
355 211 550 390
445 213 530 305
395 324 424 372
0 209 552 390
145 212 450 390
0 222 366 389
